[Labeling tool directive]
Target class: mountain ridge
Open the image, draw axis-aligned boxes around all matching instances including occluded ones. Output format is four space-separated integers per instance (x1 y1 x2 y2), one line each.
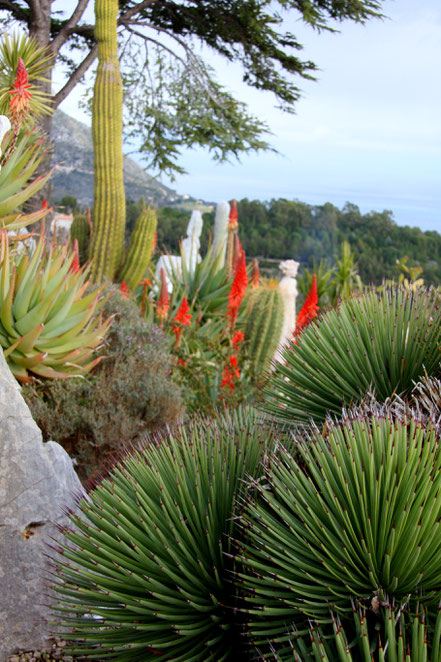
51 110 181 207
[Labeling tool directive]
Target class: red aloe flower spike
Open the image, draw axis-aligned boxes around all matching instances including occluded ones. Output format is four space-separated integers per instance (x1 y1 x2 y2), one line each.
220 354 241 391
232 330 244 348
171 297 192 349
9 58 32 120
232 234 243 273
250 258 260 289
294 274 319 338
156 268 169 327
41 199 48 209
69 239 80 274
173 297 192 327
119 281 129 298
228 199 238 230
227 251 248 330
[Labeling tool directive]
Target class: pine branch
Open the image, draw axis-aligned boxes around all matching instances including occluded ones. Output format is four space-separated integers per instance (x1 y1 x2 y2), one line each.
50 0 91 53
53 44 97 108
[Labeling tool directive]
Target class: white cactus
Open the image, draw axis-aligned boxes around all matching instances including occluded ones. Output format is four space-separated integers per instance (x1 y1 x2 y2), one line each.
212 201 230 271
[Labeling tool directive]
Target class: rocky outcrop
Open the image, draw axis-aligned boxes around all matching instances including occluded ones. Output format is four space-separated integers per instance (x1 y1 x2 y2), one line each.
51 109 179 207
0 349 83 660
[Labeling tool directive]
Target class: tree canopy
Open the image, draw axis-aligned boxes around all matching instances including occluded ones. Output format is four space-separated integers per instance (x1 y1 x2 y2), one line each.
0 0 385 174
153 198 441 287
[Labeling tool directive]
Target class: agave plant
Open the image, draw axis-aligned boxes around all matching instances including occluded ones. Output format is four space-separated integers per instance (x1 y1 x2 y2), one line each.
268 603 441 661
265 286 441 424
51 408 276 661
239 414 441 657
0 233 110 381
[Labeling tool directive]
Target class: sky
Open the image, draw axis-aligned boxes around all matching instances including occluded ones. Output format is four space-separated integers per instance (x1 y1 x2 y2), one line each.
57 0 441 232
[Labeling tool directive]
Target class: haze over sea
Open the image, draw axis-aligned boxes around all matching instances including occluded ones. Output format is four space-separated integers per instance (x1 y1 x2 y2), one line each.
58 0 441 233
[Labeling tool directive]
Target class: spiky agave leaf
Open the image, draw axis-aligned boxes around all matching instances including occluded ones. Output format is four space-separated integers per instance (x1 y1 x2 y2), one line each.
51 407 277 661
265 286 441 425
239 414 441 657
265 602 441 661
0 233 110 381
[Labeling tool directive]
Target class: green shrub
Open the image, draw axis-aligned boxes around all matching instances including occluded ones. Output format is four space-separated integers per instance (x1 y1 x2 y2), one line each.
240 415 441 658
51 408 277 661
265 286 441 425
22 285 183 481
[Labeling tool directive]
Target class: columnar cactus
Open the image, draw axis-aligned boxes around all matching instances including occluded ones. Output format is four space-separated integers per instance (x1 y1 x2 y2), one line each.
118 203 157 290
89 0 125 283
242 286 284 374
70 213 90 265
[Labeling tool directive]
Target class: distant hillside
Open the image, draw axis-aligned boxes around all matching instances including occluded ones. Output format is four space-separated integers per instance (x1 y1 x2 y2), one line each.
51 110 181 207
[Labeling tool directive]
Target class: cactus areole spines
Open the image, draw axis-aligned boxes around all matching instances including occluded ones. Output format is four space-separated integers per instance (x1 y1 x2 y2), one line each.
89 0 126 283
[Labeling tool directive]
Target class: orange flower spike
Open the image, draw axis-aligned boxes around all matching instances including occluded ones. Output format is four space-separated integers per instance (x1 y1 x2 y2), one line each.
119 281 129 298
173 297 192 327
295 274 319 337
227 251 248 329
156 268 169 327
232 234 243 272
228 199 239 230
250 258 260 289
171 297 192 349
69 239 80 274
220 354 241 391
232 330 244 348
9 58 32 120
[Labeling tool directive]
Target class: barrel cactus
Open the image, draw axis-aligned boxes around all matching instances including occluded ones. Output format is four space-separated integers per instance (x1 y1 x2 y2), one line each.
118 202 157 290
241 286 284 375
0 233 110 381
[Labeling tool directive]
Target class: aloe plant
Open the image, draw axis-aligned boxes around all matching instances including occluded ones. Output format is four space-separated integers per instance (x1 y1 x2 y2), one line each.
0 233 110 381
240 414 441 657
0 32 53 120
52 408 277 661
265 286 441 425
0 129 52 231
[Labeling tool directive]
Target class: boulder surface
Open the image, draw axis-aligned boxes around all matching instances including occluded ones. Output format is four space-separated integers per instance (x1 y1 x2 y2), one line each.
0 350 83 660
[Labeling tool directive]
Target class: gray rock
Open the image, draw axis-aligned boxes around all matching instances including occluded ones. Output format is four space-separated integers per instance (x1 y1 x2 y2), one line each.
0 350 83 660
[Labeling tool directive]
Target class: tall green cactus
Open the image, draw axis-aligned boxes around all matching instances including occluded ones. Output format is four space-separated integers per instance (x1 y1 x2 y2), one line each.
118 202 157 290
89 0 125 283
242 287 284 374
70 213 90 265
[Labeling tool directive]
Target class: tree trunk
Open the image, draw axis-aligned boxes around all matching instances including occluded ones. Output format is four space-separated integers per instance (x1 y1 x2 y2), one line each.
25 0 56 224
